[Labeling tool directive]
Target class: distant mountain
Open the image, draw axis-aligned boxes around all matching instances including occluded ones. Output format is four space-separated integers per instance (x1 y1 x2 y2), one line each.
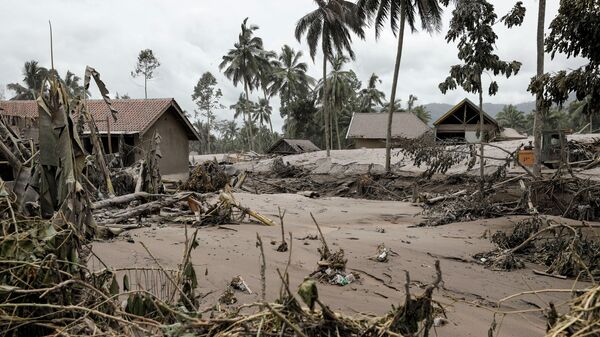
423 100 537 125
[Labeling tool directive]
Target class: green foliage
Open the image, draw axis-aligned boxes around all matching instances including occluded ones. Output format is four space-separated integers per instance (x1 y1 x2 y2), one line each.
271 45 315 115
529 0 600 120
131 49 161 80
412 105 432 124
501 1 526 28
496 104 527 132
295 0 365 61
439 0 522 97
358 73 386 112
358 0 444 37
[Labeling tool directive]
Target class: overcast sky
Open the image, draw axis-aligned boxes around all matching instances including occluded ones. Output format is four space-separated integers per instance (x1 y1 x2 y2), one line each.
0 0 585 132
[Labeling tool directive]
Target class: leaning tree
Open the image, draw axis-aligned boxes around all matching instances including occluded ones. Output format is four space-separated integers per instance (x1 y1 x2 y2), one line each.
439 0 524 194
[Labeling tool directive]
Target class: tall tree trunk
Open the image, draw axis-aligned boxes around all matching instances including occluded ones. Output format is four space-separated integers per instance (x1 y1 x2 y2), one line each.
385 12 406 172
478 83 485 196
206 112 211 154
334 106 342 150
533 0 546 177
322 53 330 157
245 82 254 151
144 76 148 99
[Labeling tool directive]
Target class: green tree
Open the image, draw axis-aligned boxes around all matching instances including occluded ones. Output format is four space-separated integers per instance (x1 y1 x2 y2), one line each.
439 0 523 194
192 72 224 154
8 60 49 100
496 104 527 132
295 0 365 156
382 99 403 112
358 0 444 172
529 0 600 138
254 98 273 132
131 49 161 99
62 70 89 98
271 45 315 120
407 94 418 112
316 55 358 149
412 105 431 124
220 18 269 151
358 73 386 112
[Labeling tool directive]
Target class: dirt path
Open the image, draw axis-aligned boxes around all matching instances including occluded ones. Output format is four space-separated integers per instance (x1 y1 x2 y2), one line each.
92 193 595 337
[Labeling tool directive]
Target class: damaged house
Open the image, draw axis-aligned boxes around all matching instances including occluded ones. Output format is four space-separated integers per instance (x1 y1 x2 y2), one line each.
0 98 200 176
433 98 501 142
346 112 431 148
266 138 321 155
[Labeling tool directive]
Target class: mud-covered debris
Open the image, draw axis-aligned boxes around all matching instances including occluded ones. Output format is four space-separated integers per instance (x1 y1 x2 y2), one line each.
271 157 307 178
230 275 252 294
218 287 238 305
181 160 229 192
369 243 397 263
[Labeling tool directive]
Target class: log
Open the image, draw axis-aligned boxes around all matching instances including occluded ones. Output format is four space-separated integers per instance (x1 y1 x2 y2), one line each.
92 192 152 210
97 198 179 224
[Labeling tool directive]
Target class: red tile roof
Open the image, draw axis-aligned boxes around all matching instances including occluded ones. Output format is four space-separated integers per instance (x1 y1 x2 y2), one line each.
0 98 200 140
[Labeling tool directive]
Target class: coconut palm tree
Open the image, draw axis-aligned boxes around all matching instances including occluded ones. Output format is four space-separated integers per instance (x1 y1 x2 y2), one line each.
497 105 526 132
358 73 386 112
412 105 431 124
7 60 49 100
271 45 315 114
254 98 273 132
382 99 403 112
63 71 89 98
295 0 365 156
358 0 444 171
533 0 547 176
316 55 357 149
220 17 269 151
407 94 418 112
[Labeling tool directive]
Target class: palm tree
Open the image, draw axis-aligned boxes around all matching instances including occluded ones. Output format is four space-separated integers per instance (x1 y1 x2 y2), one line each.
412 105 431 124
407 94 418 112
358 73 386 112
382 99 403 112
254 98 273 132
271 45 315 115
63 71 89 98
7 60 49 100
220 17 269 151
358 0 443 171
295 0 365 156
316 55 357 149
497 105 526 131
533 0 547 176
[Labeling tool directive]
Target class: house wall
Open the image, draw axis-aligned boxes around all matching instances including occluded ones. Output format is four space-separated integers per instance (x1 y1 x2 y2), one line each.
435 124 499 143
140 107 191 175
353 139 386 148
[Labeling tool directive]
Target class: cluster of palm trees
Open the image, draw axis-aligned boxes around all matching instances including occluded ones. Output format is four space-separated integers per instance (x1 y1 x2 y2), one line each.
219 5 435 154
7 60 89 100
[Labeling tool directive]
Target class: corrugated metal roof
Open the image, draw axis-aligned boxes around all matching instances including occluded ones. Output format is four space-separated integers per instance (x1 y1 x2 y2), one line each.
346 112 431 140
0 98 200 140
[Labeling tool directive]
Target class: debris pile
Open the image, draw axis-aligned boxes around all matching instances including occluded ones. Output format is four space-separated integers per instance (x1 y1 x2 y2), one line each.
478 216 600 278
270 157 308 178
181 160 229 193
545 284 599 337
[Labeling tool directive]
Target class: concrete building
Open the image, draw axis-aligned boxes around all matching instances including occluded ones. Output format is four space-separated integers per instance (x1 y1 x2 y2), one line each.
433 98 500 142
346 112 431 148
0 98 200 175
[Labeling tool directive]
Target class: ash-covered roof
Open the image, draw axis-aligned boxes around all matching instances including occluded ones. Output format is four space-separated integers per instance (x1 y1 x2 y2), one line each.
346 112 431 140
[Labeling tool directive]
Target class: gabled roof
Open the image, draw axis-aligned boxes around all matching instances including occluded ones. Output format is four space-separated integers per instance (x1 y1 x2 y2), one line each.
433 98 499 126
346 112 431 140
0 98 200 140
267 138 321 154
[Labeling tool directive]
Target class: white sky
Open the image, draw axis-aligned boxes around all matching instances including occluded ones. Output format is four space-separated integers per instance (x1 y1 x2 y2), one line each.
0 0 585 132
